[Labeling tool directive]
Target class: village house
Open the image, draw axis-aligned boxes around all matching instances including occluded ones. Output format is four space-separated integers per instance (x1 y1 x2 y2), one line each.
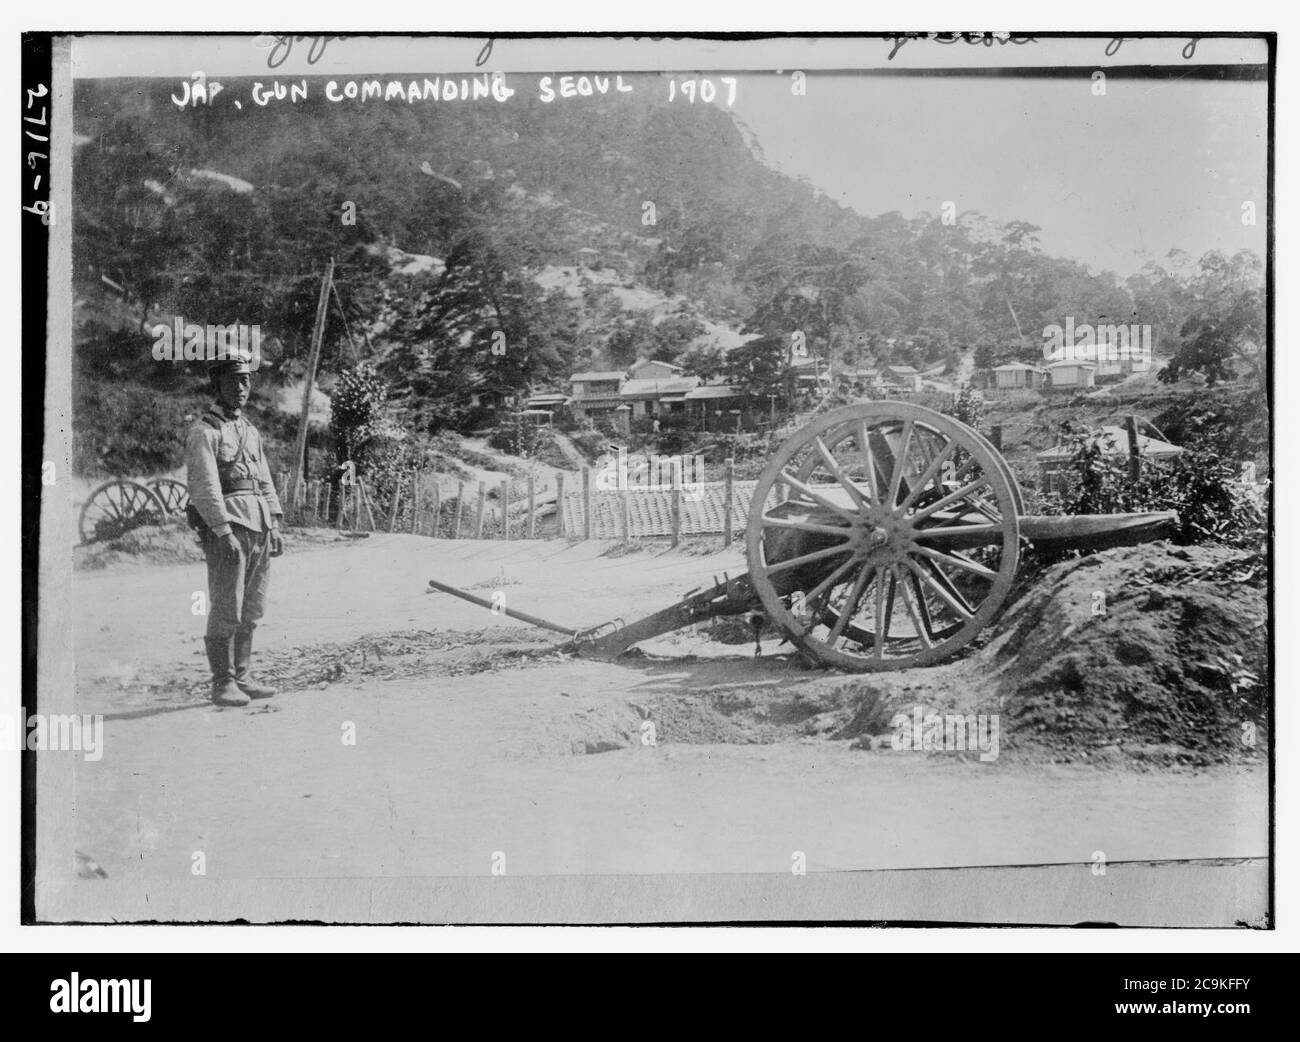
1036 425 1184 494
522 390 570 424
834 368 887 396
628 359 685 381
568 370 627 421
1045 359 1097 391
884 365 923 392
991 361 1047 391
468 384 516 413
619 359 700 419
788 352 833 394
684 383 745 420
565 358 753 425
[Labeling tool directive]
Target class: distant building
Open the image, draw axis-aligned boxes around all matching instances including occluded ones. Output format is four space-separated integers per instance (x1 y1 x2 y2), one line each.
619 376 700 418
685 383 745 423
567 358 749 424
1045 359 1097 390
884 365 923 392
1037 425 1184 494
992 361 1047 391
469 387 514 412
789 353 833 392
569 370 627 420
522 391 570 424
628 358 685 381
835 368 887 396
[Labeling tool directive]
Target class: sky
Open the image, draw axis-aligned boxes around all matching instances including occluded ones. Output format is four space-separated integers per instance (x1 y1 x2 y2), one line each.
70 33 1270 276
730 72 1268 276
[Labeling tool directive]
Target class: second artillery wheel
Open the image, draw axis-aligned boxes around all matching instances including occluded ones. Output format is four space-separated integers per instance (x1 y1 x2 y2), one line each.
78 479 169 545
745 402 1021 672
146 477 190 517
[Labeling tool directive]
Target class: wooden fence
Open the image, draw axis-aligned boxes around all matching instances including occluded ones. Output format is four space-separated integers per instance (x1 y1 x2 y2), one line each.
275 459 744 546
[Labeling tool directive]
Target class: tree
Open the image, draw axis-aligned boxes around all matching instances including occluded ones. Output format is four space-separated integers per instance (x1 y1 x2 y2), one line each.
330 363 387 466
377 226 579 433
948 385 984 432
679 340 728 381
724 334 789 407
606 314 657 367
1160 251 1265 387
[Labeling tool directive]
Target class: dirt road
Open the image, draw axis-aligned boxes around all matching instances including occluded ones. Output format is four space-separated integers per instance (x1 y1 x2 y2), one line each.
68 534 1267 896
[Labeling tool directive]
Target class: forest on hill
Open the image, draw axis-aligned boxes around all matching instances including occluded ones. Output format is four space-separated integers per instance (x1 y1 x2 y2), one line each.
71 73 1265 474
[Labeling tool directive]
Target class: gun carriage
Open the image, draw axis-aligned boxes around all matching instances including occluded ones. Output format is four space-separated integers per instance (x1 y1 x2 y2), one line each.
429 402 1177 672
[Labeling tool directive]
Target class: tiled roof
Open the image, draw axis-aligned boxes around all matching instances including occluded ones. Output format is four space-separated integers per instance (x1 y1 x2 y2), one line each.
619 377 701 398
1037 427 1183 461
630 360 685 375
560 481 759 538
685 385 744 399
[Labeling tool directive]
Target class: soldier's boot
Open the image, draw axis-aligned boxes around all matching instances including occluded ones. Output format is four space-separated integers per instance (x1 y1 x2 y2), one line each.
232 630 277 699
204 635 249 707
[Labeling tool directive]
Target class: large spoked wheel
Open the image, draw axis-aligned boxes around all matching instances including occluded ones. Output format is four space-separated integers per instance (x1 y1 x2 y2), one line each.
78 479 168 545
745 402 1021 672
146 477 190 517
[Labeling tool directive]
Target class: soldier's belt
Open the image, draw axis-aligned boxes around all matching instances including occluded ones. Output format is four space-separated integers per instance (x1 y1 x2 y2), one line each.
222 480 260 494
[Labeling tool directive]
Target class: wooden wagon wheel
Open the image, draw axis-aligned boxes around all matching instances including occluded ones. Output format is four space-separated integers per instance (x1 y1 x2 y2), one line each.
78 479 169 545
964 426 1024 516
745 402 1021 671
146 477 189 517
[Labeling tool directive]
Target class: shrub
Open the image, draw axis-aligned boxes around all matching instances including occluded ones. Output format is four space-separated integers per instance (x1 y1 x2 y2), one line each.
487 413 546 459
947 385 985 432
330 363 386 459
1041 424 1266 549
73 380 209 478
568 426 610 463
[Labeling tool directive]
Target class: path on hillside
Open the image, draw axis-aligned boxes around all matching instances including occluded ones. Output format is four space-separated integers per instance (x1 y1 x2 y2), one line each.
549 429 589 470
428 437 577 502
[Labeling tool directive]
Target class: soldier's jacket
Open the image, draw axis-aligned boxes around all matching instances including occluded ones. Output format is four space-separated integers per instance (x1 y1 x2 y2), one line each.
185 406 283 538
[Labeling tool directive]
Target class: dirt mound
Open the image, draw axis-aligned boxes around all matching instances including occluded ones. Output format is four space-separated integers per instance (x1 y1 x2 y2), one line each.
615 664 892 748
82 533 1267 766
627 542 1269 765
75 521 206 570
981 543 1267 764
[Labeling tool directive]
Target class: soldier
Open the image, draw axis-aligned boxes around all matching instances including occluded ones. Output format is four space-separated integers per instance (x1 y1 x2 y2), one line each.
185 355 285 706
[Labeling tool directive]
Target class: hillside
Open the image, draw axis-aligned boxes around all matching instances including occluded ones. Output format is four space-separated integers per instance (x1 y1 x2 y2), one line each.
70 74 1267 480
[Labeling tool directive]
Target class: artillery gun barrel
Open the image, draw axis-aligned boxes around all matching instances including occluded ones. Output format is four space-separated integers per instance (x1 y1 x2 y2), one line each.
426 577 583 637
1017 511 1179 552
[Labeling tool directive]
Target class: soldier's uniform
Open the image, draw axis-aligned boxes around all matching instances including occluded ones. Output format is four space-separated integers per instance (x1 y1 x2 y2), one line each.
185 358 284 706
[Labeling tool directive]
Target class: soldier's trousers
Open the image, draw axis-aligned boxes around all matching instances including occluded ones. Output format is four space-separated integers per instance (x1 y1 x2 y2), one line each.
203 525 272 639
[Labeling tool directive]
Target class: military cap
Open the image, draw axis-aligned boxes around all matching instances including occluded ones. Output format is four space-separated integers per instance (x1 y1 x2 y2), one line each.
209 354 253 378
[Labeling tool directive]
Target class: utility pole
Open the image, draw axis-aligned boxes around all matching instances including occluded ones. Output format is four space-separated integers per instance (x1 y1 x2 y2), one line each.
289 257 335 519
1004 292 1027 351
